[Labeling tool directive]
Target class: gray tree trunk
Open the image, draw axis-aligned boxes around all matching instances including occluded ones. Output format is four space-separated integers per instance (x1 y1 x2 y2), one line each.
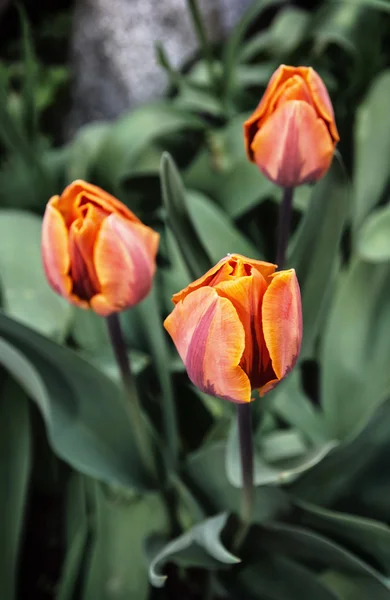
68 0 251 134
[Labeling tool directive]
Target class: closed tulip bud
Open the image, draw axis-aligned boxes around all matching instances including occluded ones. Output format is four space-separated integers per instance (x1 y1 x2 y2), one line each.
41 180 159 316
244 65 339 187
164 254 302 403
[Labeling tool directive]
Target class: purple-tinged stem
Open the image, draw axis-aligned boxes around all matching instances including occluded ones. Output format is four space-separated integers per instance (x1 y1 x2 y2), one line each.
237 403 254 528
276 187 295 270
106 313 157 480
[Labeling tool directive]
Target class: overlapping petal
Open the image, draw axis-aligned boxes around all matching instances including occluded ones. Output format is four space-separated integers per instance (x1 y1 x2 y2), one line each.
164 287 251 403
243 64 338 186
41 201 72 300
41 179 159 315
251 100 335 187
262 269 302 383
92 213 159 316
172 253 276 304
165 254 301 403
57 179 139 225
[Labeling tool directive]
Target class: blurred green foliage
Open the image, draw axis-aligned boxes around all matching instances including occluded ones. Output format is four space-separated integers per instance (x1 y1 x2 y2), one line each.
2 0 390 599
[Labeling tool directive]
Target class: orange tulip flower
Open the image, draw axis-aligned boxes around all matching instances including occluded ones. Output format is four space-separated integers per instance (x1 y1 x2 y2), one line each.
41 180 159 316
164 254 302 403
244 65 339 187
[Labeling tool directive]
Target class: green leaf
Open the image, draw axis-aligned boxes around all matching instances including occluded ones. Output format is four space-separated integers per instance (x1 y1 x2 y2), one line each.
148 513 239 588
186 442 290 521
70 307 110 351
322 259 390 440
291 397 390 505
222 556 339 600
357 204 390 262
67 122 110 182
83 484 168 600
174 82 224 117
0 209 72 340
18 5 38 143
311 3 364 57
137 283 179 468
0 376 31 600
239 6 310 61
160 152 211 280
269 372 330 445
321 570 390 600
81 348 149 389
340 0 390 12
214 160 278 219
296 501 390 576
226 419 336 488
57 475 89 600
0 312 153 490
93 102 205 192
353 70 390 231
160 229 192 311
288 161 350 358
187 190 261 262
222 0 285 104
258 522 390 593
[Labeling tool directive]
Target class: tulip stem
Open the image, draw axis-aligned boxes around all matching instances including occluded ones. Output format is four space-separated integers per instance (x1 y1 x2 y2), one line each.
276 187 294 270
237 403 254 536
106 313 158 480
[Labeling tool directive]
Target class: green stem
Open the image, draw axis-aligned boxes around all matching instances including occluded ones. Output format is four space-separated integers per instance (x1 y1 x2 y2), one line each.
106 313 157 480
187 0 218 93
276 187 295 270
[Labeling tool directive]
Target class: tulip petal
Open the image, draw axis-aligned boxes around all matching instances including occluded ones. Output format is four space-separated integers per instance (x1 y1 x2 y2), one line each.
91 214 159 316
251 99 335 187
164 287 251 403
41 201 72 299
68 203 106 299
244 65 310 159
306 69 339 142
57 179 141 226
261 269 302 384
172 253 276 304
214 267 275 388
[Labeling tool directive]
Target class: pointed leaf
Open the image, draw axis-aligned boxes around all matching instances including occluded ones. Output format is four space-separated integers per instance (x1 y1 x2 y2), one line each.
57 475 88 600
258 522 390 593
269 373 330 445
322 259 390 439
354 70 390 231
226 420 336 488
0 312 153 490
321 570 390 600
186 442 289 521
0 210 71 340
161 152 211 280
357 203 390 262
187 189 261 262
94 103 205 192
288 161 349 358
84 484 168 599
148 513 239 588
0 377 31 600
222 556 339 600
297 501 390 576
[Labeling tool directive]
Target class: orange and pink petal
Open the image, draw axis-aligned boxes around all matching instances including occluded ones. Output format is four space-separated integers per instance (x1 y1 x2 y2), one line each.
91 213 159 316
41 201 72 300
261 269 302 383
164 287 251 403
251 99 334 187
